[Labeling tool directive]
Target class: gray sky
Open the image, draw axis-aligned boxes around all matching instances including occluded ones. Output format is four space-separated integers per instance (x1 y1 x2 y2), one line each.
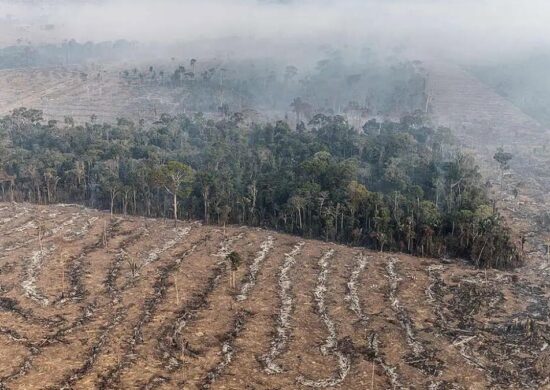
1 0 549 63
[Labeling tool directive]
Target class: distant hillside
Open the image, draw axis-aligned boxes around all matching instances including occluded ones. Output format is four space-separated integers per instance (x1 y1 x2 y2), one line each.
470 55 550 128
426 62 545 145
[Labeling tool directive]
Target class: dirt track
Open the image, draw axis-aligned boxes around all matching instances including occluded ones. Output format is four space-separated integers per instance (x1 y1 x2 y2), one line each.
0 202 548 389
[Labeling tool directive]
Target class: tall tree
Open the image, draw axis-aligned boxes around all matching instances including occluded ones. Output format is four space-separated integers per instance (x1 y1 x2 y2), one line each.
154 161 194 224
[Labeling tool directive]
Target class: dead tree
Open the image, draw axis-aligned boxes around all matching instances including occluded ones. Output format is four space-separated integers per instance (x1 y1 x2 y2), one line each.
59 251 68 298
226 251 242 291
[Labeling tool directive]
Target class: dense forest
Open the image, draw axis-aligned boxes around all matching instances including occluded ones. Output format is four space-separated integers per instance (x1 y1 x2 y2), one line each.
0 107 520 268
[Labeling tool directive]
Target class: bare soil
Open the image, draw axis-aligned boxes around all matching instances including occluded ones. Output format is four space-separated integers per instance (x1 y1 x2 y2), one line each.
0 202 547 389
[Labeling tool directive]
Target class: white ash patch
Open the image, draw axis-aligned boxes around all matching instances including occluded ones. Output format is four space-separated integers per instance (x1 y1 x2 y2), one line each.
50 212 80 235
63 215 99 241
21 246 56 306
202 311 249 388
345 253 369 324
297 249 351 388
261 241 304 374
14 221 38 233
236 235 274 301
0 205 30 226
215 232 245 258
344 256 404 389
142 226 191 266
425 265 445 303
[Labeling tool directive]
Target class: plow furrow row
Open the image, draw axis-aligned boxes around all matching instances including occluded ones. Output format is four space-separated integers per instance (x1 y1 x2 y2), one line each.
98 240 202 389
49 307 128 390
260 241 304 374
343 254 404 389
297 249 350 388
236 235 274 301
200 309 252 389
156 232 244 373
64 219 122 301
386 258 443 377
0 202 544 388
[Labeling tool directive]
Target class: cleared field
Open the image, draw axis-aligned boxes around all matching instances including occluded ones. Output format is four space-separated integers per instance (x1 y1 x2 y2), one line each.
0 202 548 389
0 67 179 123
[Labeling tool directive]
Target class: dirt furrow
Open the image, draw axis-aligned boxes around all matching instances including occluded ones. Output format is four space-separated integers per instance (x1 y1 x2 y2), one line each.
0 301 99 388
156 230 256 387
209 238 296 389
34 225 191 389
63 218 122 301
0 204 30 228
97 235 203 389
0 199 546 388
104 226 149 301
194 235 279 388
156 263 226 374
0 327 29 345
68 226 197 386
200 309 252 389
0 208 80 257
385 257 445 379
0 296 63 330
46 307 128 390
340 253 404 389
142 226 192 267
0 221 153 388
150 231 246 379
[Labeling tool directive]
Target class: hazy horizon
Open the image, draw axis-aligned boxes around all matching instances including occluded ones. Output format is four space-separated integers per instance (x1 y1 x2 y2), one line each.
1 0 549 65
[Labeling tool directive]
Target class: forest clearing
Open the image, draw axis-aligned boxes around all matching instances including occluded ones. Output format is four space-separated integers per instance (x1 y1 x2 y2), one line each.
0 202 548 389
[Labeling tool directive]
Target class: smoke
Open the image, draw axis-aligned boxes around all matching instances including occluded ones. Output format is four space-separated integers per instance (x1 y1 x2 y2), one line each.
1 0 549 63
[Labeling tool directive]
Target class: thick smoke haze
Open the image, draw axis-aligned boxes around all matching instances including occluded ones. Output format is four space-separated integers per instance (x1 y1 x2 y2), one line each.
1 0 549 63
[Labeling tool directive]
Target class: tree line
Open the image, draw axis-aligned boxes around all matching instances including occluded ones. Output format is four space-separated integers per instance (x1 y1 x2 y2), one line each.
0 108 521 268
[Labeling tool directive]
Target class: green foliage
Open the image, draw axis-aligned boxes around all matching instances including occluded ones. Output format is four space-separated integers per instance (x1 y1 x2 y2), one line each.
153 161 194 196
494 147 513 171
0 108 521 268
227 251 243 271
